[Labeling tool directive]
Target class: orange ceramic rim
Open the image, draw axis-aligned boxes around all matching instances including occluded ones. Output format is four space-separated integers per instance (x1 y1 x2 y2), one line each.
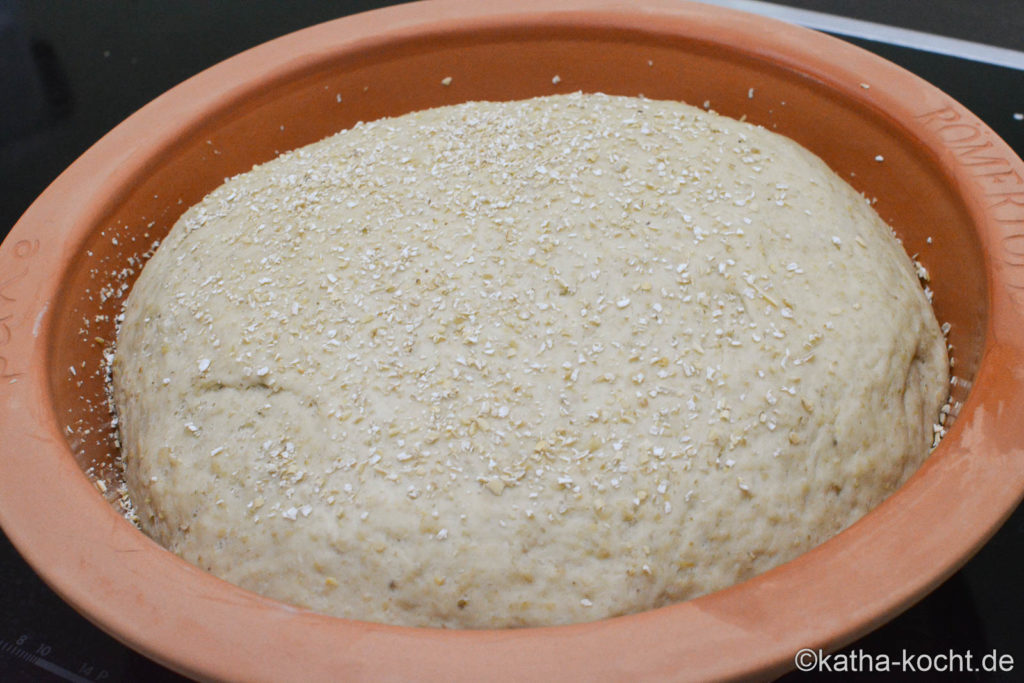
1 2 1022 681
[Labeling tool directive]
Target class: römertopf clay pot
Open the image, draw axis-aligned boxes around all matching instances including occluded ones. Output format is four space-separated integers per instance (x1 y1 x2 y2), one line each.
1 1 1022 680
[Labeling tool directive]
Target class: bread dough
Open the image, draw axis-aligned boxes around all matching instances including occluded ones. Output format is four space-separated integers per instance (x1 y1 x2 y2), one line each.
113 92 948 628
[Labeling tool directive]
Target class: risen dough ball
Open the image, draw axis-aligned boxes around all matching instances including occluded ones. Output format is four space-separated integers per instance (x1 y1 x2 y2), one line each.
113 93 948 628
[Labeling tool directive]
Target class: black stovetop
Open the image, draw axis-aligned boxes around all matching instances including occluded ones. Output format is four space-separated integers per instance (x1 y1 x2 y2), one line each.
1 2 1021 680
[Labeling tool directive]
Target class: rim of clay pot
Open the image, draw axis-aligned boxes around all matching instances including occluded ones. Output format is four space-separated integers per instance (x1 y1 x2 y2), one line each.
1 1 1023 681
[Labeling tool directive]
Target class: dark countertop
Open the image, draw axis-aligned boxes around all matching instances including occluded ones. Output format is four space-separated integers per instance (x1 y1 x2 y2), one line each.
1 2 1021 680
768 0 1023 52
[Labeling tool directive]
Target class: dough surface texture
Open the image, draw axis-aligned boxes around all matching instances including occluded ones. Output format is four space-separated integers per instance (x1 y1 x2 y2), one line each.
113 92 948 628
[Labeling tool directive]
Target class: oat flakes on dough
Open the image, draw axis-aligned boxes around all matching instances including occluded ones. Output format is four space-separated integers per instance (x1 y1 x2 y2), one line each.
113 92 948 628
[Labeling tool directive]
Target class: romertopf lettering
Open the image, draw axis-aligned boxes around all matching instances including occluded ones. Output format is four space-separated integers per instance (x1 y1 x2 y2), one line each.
0 238 40 382
918 106 1024 299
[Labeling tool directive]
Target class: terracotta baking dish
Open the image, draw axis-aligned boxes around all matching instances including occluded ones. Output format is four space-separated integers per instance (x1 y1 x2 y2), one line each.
1 1 1022 680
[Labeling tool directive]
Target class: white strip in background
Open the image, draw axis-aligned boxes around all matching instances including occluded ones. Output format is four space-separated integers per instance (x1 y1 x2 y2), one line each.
696 0 1024 71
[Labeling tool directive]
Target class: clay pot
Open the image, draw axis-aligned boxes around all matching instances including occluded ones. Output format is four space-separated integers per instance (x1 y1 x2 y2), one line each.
1 1 1022 680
